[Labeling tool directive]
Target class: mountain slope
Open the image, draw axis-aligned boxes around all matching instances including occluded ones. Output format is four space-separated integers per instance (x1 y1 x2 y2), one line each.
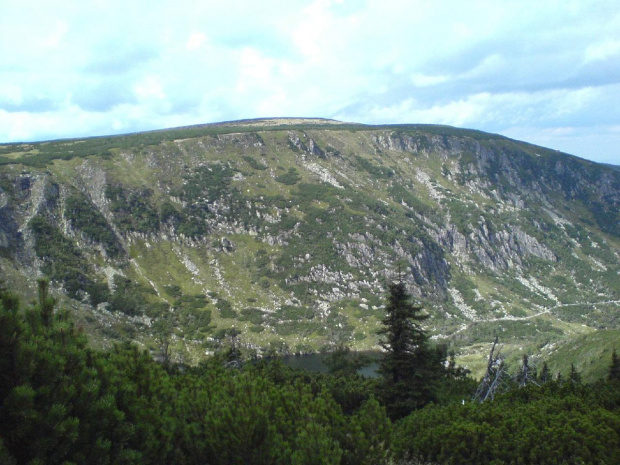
1 118 618 373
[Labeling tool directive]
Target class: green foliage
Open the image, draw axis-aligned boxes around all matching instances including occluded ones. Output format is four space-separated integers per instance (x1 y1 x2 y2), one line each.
354 156 394 178
108 275 156 316
323 344 370 377
176 212 205 238
163 284 182 297
166 163 251 237
99 343 179 462
388 183 437 221
393 383 620 465
3 123 620 460
178 163 234 201
266 305 321 337
0 281 138 464
160 201 182 225
295 182 340 205
321 371 378 417
65 193 124 257
0 122 505 168
610 349 620 381
106 185 160 233
29 216 110 305
216 298 237 319
341 397 392 465
569 362 583 385
377 282 446 419
591 200 620 236
243 155 268 170
457 319 563 345
275 167 301 185
324 144 341 156
1 282 619 465
175 293 208 310
177 303 212 337
238 307 265 325
538 361 552 384
176 366 348 464
274 304 314 321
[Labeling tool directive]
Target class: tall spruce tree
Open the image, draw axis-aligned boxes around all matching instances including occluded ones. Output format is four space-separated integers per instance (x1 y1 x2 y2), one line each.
539 361 552 384
609 349 620 381
569 363 582 385
377 281 443 420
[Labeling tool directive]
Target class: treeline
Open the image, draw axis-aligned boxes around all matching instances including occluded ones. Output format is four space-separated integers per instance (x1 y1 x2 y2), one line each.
1 281 619 464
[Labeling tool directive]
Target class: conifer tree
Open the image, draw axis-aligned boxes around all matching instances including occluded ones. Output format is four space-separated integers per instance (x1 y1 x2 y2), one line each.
0 281 137 464
446 349 470 379
0 287 21 404
516 354 533 387
569 363 582 385
323 343 369 376
377 281 443 420
539 361 551 384
609 349 620 381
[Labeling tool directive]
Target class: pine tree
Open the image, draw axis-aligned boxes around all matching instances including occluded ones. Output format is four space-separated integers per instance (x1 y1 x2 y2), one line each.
569 363 582 385
323 343 369 376
0 281 137 464
609 349 620 381
341 397 392 465
516 354 532 387
377 281 443 420
539 361 551 384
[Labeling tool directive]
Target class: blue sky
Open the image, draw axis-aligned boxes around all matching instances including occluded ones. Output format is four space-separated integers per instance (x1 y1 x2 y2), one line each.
1 0 619 164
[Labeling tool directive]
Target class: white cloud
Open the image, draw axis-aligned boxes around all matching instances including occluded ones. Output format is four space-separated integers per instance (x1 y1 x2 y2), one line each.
185 32 207 51
410 74 451 88
0 84 22 106
135 76 166 101
42 20 69 48
584 39 620 63
237 48 276 87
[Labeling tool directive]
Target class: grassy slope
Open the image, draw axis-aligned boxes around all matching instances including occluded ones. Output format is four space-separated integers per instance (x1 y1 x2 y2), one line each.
543 329 620 382
1 119 618 376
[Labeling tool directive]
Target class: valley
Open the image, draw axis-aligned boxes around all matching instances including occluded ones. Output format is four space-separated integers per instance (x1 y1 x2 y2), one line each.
1 118 618 378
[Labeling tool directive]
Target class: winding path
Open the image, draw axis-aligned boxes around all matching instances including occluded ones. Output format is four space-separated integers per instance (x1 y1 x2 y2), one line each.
433 299 620 339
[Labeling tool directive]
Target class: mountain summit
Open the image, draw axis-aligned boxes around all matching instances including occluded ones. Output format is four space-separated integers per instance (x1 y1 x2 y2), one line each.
1 119 618 374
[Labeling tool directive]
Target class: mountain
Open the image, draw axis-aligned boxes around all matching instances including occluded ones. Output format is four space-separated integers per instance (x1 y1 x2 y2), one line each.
1 118 618 376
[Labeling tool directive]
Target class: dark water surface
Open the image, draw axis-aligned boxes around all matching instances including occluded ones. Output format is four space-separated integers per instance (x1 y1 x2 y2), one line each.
280 351 381 378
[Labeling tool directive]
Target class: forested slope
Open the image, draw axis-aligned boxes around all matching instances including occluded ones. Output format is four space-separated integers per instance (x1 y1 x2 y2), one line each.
1 282 619 464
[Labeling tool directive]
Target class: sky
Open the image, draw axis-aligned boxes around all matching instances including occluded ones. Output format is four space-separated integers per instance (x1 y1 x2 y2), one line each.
1 0 619 164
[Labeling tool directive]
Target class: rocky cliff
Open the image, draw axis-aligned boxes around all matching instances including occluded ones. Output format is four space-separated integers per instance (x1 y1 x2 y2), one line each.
1 119 618 372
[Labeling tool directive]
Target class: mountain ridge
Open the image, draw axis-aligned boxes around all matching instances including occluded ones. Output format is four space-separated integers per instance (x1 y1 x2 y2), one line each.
1 119 618 377
0 118 604 169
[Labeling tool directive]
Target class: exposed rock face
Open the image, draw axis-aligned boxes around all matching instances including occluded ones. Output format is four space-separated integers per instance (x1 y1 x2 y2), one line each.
0 194 20 251
432 223 557 273
76 160 109 212
0 119 618 360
